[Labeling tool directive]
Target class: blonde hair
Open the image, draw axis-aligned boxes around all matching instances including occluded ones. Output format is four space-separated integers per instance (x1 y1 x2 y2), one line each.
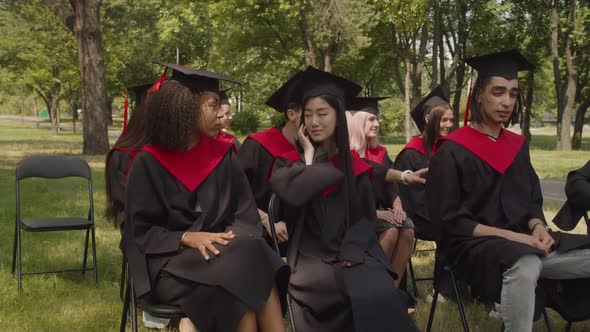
346 110 380 153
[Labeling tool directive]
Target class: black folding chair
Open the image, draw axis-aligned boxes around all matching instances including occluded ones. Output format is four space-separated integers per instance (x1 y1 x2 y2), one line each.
120 266 186 332
427 260 554 332
564 212 590 332
268 193 297 332
407 237 436 298
11 155 98 295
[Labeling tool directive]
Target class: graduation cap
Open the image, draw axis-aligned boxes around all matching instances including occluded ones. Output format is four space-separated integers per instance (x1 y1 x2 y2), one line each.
152 61 242 93
411 86 449 132
464 49 534 81
348 97 389 116
219 89 231 106
128 83 154 107
297 66 362 104
266 71 304 112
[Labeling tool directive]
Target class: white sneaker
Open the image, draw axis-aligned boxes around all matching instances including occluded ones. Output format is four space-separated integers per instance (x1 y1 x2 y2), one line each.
489 302 502 319
426 290 447 304
142 311 170 329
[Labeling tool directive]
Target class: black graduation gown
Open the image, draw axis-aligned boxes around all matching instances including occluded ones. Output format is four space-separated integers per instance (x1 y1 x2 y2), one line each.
124 140 289 332
554 161 590 231
427 127 590 320
393 140 433 240
270 148 417 332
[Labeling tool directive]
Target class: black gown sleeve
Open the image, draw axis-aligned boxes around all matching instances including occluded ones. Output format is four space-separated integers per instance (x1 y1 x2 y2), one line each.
426 142 479 239
565 161 590 210
126 153 184 255
524 143 546 222
225 152 263 236
269 156 344 207
394 150 428 220
339 173 379 263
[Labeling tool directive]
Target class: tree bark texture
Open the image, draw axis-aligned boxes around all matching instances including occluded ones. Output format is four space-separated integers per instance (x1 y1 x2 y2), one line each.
522 70 534 141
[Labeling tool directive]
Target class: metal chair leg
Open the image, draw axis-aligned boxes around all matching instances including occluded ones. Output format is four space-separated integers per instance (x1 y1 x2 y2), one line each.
130 278 138 332
12 220 18 274
91 227 98 287
449 267 469 332
408 255 419 298
17 226 22 295
286 294 297 332
426 266 441 332
82 229 90 275
120 255 127 300
542 308 553 332
120 278 130 332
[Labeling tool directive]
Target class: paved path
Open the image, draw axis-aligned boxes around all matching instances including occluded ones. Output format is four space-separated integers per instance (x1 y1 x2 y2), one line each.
0 115 121 137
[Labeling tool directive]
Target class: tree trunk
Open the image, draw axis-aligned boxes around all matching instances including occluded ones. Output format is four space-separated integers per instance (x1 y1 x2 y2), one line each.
431 0 440 89
572 96 590 149
297 0 317 67
559 0 577 151
323 37 337 73
404 58 413 141
72 0 110 154
522 70 534 141
452 61 466 128
551 0 564 148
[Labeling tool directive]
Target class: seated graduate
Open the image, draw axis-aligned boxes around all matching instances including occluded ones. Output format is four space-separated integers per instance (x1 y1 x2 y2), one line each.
426 50 590 331
238 71 303 245
346 97 415 290
124 62 289 332
554 160 590 233
216 89 241 149
269 66 418 332
105 82 152 236
393 86 455 241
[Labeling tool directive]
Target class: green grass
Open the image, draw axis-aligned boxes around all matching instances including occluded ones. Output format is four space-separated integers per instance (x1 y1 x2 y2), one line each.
0 119 589 331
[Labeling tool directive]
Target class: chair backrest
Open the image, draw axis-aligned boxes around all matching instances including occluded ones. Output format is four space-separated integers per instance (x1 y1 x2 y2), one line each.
16 155 91 180
15 155 94 221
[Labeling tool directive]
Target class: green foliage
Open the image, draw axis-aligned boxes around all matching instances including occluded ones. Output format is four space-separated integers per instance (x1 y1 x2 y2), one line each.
231 110 260 135
269 111 286 128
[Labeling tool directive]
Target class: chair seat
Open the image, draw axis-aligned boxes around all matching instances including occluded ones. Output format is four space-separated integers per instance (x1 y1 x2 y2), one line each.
20 217 93 231
139 301 186 319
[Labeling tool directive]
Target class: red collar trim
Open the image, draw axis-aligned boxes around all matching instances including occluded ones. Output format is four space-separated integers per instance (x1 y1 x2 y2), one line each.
249 127 296 158
439 127 525 174
141 137 232 191
401 136 426 156
363 145 387 164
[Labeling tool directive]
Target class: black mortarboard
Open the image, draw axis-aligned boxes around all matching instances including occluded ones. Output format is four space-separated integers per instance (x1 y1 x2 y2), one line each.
411 86 449 132
348 97 389 115
219 89 231 106
128 83 153 107
464 49 534 80
153 61 242 93
297 66 362 104
266 71 304 112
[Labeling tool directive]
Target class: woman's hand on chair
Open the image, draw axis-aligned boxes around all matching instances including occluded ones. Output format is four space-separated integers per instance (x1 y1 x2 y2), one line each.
181 231 235 261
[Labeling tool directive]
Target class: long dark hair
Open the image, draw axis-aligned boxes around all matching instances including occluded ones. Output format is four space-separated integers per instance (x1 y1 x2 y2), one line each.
423 103 455 157
469 76 522 126
301 94 361 226
104 103 149 226
144 79 214 150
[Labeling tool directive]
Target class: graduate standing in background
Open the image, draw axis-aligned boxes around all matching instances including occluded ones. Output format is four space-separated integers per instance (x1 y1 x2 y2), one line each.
426 50 590 331
394 86 455 241
124 62 289 332
270 66 418 332
554 160 590 233
346 97 415 291
238 71 303 246
216 89 242 150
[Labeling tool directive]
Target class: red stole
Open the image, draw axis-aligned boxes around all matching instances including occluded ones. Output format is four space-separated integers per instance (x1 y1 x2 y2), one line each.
439 126 525 174
142 137 232 192
280 150 373 196
363 145 388 164
110 146 140 177
400 136 427 156
249 127 296 158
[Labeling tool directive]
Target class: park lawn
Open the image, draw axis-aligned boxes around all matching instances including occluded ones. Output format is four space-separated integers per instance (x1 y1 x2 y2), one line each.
0 118 589 331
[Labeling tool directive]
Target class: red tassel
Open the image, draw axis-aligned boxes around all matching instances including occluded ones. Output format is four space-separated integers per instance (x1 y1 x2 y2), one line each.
122 89 129 136
463 84 472 128
149 68 168 94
